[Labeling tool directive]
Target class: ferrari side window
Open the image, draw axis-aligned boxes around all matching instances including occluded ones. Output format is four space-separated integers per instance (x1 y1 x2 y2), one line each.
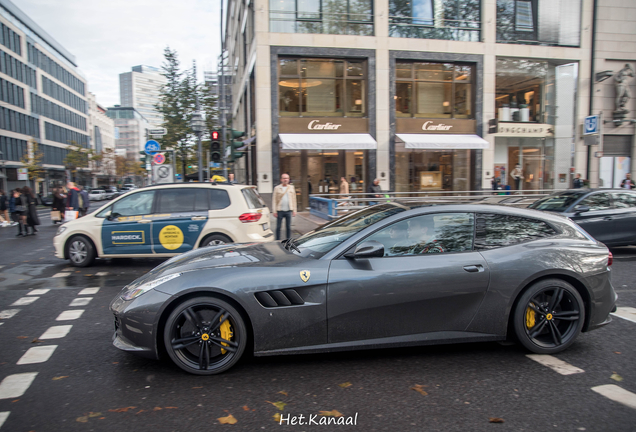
475 213 556 250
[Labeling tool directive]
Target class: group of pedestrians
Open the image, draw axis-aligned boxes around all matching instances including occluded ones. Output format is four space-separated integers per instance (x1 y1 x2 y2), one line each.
0 187 40 236
50 182 89 222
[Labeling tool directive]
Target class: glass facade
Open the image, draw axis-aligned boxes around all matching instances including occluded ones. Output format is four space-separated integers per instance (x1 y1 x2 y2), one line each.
395 62 474 119
395 145 471 192
270 0 373 35
389 0 481 41
279 58 367 118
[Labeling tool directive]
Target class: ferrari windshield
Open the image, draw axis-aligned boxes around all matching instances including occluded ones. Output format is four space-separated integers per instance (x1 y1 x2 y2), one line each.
528 192 585 212
293 204 407 257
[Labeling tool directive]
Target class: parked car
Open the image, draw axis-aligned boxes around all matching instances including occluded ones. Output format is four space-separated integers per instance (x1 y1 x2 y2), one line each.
528 189 636 246
89 189 106 201
109 203 616 375
103 187 118 200
54 183 273 267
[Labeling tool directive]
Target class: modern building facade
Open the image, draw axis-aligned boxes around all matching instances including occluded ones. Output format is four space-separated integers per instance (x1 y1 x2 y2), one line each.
0 0 89 193
119 65 166 129
223 0 636 208
106 105 149 160
87 91 115 187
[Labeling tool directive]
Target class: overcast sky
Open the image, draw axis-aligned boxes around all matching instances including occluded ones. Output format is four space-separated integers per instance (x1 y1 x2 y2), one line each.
12 0 223 108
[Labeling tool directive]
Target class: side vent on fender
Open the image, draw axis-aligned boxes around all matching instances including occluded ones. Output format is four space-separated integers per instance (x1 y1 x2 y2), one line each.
254 289 305 308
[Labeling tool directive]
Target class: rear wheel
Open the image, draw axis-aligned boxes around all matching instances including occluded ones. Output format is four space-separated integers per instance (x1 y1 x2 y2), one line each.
67 235 95 267
200 234 232 248
513 279 585 354
164 297 246 375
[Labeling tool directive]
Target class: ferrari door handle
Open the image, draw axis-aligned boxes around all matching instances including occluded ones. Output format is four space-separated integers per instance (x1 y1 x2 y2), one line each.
463 265 484 273
191 216 207 220
137 219 152 224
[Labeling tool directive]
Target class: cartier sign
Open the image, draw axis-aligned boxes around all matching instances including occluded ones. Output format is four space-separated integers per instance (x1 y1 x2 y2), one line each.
279 117 368 133
396 118 476 134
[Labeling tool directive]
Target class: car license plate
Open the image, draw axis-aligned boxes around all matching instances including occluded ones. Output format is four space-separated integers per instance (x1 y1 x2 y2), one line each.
262 223 269 231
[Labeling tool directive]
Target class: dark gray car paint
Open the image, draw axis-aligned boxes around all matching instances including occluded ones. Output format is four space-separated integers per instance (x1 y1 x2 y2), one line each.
110 204 616 361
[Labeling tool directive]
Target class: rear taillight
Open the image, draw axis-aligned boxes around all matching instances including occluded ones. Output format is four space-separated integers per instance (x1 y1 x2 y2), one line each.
239 212 263 223
608 252 613 267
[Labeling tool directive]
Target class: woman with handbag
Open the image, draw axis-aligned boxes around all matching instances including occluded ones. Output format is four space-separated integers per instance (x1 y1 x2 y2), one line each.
52 186 66 224
10 189 26 237
21 186 40 235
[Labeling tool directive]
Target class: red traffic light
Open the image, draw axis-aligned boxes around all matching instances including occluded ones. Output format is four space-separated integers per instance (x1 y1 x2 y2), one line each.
211 130 219 140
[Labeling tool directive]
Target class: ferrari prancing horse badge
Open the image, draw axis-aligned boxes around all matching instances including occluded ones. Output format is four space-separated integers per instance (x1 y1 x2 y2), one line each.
300 270 310 283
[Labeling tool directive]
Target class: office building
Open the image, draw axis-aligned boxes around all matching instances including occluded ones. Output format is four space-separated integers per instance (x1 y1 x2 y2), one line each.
119 65 166 129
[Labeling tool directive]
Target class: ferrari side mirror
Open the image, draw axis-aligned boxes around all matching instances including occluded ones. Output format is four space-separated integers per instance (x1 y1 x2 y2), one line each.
345 240 385 259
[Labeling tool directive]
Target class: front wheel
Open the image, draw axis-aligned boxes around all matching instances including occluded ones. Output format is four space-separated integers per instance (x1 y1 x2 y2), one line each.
513 279 585 354
200 234 231 248
67 236 95 267
163 297 247 375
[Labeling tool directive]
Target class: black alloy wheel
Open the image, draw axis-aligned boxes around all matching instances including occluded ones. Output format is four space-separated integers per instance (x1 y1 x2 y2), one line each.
164 297 246 375
513 279 585 354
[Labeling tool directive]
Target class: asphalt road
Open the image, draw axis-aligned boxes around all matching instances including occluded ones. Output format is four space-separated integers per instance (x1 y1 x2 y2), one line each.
0 209 635 431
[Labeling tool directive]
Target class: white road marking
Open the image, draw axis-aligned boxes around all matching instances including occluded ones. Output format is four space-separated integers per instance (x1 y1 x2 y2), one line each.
10 297 39 306
78 287 100 295
0 373 38 399
0 310 19 320
69 298 92 307
526 354 585 375
95 272 109 276
0 265 4 269
611 307 636 324
39 325 73 340
56 310 84 321
592 384 636 410
16 346 58 365
52 272 70 278
0 412 9 428
27 289 50 296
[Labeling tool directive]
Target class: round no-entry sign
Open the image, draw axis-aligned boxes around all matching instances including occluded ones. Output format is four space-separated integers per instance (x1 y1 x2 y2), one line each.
154 153 166 164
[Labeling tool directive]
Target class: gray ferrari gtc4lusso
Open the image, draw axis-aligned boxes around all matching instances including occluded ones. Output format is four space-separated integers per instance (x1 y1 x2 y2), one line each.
110 203 617 375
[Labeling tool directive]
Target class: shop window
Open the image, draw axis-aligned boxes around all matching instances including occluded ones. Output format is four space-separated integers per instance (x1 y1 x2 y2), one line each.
389 0 481 42
496 0 581 47
395 145 471 193
270 0 373 35
278 58 367 118
495 58 551 123
395 62 474 119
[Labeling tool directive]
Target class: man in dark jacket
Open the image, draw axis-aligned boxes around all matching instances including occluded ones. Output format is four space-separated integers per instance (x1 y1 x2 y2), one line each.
79 186 90 217
367 178 383 205
66 182 81 212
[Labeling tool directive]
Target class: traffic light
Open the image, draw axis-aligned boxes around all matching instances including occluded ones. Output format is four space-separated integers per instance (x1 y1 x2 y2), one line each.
229 129 245 161
488 118 498 134
210 130 221 163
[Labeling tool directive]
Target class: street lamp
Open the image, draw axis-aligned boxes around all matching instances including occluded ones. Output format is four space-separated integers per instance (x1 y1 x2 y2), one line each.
190 111 205 182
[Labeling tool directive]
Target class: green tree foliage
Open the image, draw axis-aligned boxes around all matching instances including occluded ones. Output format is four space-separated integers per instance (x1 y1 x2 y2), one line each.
20 139 45 181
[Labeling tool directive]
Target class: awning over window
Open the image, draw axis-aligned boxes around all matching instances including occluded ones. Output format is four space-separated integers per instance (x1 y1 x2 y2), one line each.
396 134 489 150
279 133 377 150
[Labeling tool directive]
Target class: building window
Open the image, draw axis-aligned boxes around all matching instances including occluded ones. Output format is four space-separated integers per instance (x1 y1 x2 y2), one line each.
278 58 367 118
395 62 474 119
389 0 481 41
495 58 551 123
496 0 581 47
269 0 373 36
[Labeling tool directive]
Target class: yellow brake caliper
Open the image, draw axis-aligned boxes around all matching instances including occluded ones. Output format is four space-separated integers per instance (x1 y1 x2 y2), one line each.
219 315 233 354
526 303 536 329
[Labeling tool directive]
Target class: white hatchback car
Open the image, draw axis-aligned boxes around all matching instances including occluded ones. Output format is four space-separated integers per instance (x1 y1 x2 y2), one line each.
54 183 274 266
89 189 106 201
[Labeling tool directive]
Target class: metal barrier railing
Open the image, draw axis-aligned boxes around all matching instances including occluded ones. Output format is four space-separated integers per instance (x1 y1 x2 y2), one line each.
309 189 555 220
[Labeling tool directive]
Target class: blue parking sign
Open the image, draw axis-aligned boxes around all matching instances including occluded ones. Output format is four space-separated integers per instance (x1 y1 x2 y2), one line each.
144 140 161 155
584 115 599 135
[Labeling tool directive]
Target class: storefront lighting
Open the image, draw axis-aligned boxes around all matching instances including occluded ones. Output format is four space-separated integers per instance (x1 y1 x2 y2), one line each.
279 80 322 88
355 99 362 105
443 101 450 107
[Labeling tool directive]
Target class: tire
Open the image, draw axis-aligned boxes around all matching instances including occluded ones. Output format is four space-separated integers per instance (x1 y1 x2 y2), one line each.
200 234 232 248
513 279 585 354
66 235 95 267
163 297 247 375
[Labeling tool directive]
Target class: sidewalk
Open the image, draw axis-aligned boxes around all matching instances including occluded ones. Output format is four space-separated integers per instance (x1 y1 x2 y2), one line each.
268 211 326 237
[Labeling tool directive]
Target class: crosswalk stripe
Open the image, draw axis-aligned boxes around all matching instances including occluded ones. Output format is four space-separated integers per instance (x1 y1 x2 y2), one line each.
592 384 636 410
0 411 9 428
56 310 84 321
526 354 585 375
17 346 58 365
0 373 38 399
95 272 108 276
10 297 39 306
611 307 636 324
27 289 50 296
39 325 72 340
52 272 70 278
69 298 92 307
78 287 100 295
0 310 19 320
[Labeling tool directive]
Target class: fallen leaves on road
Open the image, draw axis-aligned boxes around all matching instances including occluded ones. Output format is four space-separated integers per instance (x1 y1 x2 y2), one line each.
489 418 505 423
16 336 28 339
273 413 281 422
319 410 343 417
614 352 621 354
278 390 288 396
31 338 43 343
338 382 352 388
109 407 137 413
242 405 250 411
153 407 162 411
76 412 103 423
11 399 19 403
218 414 237 424
411 384 428 396
266 401 287 411
192 386 203 389
52 376 68 381
610 373 623 382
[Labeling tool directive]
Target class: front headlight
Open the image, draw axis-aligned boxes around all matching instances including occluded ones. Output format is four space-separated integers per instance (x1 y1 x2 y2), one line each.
56 226 67 236
120 273 182 301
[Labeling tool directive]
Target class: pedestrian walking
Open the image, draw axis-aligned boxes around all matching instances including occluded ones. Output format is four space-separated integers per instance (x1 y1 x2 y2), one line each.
21 186 40 235
65 182 81 220
79 186 89 217
573 173 584 189
367 178 382 205
0 189 9 227
339 177 349 197
52 186 66 224
10 189 26 237
511 164 524 190
620 173 634 189
273 173 297 240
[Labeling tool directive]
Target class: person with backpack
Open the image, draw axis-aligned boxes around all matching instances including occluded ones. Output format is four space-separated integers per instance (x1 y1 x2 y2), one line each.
78 185 89 217
65 182 81 219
